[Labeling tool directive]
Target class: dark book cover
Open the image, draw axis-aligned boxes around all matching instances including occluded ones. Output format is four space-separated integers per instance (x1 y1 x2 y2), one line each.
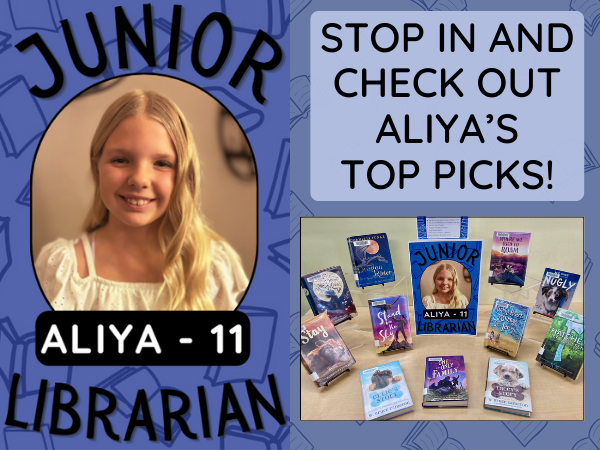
301 266 357 325
368 295 412 353
347 233 395 287
423 356 468 407
409 240 482 336
300 312 356 387
533 268 581 318
488 231 532 287
484 299 531 357
536 308 584 380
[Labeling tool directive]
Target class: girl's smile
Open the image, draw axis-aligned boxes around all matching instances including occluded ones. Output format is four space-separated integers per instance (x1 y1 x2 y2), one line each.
96 115 176 229
435 269 454 293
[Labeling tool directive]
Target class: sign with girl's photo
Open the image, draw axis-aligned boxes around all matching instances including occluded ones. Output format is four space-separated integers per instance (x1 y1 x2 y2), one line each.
409 240 483 336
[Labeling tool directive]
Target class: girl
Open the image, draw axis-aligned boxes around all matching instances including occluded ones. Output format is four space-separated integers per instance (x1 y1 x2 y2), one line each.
35 90 248 311
421 263 468 309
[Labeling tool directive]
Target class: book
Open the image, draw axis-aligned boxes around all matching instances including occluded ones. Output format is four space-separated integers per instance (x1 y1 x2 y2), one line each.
570 0 600 36
300 312 356 387
368 295 413 353
411 0 467 11
484 299 531 357
347 233 395 287
301 266 358 325
484 358 532 417
488 231 531 287
533 268 581 318
536 308 584 380
409 240 482 336
290 75 310 129
402 422 463 450
423 356 468 407
360 361 414 420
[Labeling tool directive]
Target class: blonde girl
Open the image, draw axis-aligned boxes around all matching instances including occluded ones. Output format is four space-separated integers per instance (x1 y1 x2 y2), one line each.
35 90 248 311
422 263 468 309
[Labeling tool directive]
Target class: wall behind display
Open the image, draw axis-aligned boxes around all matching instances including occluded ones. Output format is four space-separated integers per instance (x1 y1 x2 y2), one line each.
300 217 583 315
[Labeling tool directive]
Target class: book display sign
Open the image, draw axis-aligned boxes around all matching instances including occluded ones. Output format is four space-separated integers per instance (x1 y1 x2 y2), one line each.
417 217 469 240
409 240 482 335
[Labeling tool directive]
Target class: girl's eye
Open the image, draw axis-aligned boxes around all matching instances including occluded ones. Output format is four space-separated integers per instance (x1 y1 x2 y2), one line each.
155 160 173 168
111 158 127 164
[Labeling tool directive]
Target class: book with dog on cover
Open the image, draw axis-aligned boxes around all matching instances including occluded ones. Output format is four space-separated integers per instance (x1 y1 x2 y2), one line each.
360 361 414 420
484 358 532 417
423 356 468 407
368 295 412 353
300 312 356 387
347 233 395 287
533 268 581 318
484 299 531 357
536 308 584 380
301 266 357 325
488 231 532 287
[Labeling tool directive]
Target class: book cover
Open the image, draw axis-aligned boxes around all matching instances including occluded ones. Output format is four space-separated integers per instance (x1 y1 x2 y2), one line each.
536 308 584 380
423 356 468 407
409 240 482 335
484 299 531 357
347 232 395 287
300 312 356 387
360 361 414 420
484 358 532 417
368 295 413 353
300 266 358 325
533 268 581 318
488 231 532 287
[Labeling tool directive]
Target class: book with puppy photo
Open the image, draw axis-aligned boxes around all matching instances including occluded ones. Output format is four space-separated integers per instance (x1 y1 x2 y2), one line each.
533 268 581 318
484 358 532 417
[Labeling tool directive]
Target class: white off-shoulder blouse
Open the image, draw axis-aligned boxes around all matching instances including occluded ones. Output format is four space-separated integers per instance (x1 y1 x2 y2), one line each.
422 294 469 309
35 234 248 311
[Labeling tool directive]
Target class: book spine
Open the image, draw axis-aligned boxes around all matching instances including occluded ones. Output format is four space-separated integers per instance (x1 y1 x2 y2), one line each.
347 238 362 287
300 277 320 316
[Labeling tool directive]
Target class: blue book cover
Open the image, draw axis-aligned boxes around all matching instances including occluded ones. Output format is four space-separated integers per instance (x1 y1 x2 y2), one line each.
347 232 395 287
300 266 358 325
484 299 531 357
533 268 581 318
360 361 413 420
409 240 482 335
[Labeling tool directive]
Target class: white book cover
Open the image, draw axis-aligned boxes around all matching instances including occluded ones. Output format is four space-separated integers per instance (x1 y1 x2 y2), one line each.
360 361 413 420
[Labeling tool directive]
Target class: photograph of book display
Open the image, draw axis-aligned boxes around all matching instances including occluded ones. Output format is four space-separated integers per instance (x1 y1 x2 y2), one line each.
299 217 583 421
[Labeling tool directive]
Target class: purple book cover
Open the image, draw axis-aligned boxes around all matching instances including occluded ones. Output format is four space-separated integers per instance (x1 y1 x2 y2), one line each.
488 232 532 287
368 295 412 353
423 356 468 404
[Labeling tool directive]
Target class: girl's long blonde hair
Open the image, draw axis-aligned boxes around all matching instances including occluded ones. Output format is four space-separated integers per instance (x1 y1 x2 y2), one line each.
84 89 218 310
431 263 464 308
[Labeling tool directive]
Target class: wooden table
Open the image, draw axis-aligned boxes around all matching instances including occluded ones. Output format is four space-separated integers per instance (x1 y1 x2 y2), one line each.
300 304 583 421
